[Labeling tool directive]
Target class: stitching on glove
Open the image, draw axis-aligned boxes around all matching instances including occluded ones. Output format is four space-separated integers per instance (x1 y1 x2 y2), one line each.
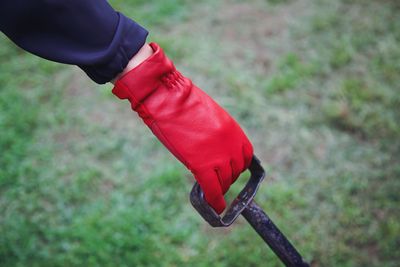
116 81 139 107
242 143 252 168
230 159 236 184
161 70 184 89
215 168 224 192
115 81 157 124
150 121 189 167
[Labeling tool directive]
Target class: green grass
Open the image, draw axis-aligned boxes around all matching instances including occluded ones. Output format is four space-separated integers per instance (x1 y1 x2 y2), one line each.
1 0 399 266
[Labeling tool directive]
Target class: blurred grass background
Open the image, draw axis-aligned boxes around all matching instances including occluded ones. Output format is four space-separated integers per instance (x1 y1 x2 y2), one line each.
0 0 399 266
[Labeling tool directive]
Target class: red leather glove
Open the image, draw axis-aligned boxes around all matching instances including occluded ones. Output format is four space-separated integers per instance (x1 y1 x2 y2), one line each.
112 43 253 214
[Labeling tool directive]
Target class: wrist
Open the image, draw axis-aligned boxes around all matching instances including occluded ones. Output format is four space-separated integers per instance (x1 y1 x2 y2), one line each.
111 43 154 84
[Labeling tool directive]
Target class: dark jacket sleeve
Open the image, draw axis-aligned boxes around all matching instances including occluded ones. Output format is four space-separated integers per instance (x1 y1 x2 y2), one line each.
0 0 148 84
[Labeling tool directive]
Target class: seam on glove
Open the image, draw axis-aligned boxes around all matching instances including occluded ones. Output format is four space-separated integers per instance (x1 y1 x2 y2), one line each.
230 159 236 184
150 121 189 167
115 81 139 106
215 168 224 191
115 81 156 125
161 70 184 89
242 143 253 168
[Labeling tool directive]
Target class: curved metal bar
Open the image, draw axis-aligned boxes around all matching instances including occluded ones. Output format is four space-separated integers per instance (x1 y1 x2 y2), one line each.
189 155 310 267
190 156 265 227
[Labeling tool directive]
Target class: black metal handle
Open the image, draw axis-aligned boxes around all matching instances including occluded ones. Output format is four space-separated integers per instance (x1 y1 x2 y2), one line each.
242 202 310 267
189 155 311 267
190 156 265 227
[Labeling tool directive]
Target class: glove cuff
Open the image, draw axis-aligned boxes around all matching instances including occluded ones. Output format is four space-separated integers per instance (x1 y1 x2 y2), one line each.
111 43 175 108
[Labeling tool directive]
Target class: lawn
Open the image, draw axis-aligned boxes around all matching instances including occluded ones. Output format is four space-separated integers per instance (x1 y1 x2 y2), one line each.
1 0 399 266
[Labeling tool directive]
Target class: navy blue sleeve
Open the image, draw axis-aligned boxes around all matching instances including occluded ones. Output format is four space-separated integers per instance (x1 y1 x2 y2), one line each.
0 0 149 84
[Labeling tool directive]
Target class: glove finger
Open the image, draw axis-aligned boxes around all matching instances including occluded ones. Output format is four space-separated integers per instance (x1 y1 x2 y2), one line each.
242 142 254 168
195 169 226 214
230 158 242 184
216 165 233 195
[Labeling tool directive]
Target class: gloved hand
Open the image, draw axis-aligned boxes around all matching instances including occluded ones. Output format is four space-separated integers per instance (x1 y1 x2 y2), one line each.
112 43 253 214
